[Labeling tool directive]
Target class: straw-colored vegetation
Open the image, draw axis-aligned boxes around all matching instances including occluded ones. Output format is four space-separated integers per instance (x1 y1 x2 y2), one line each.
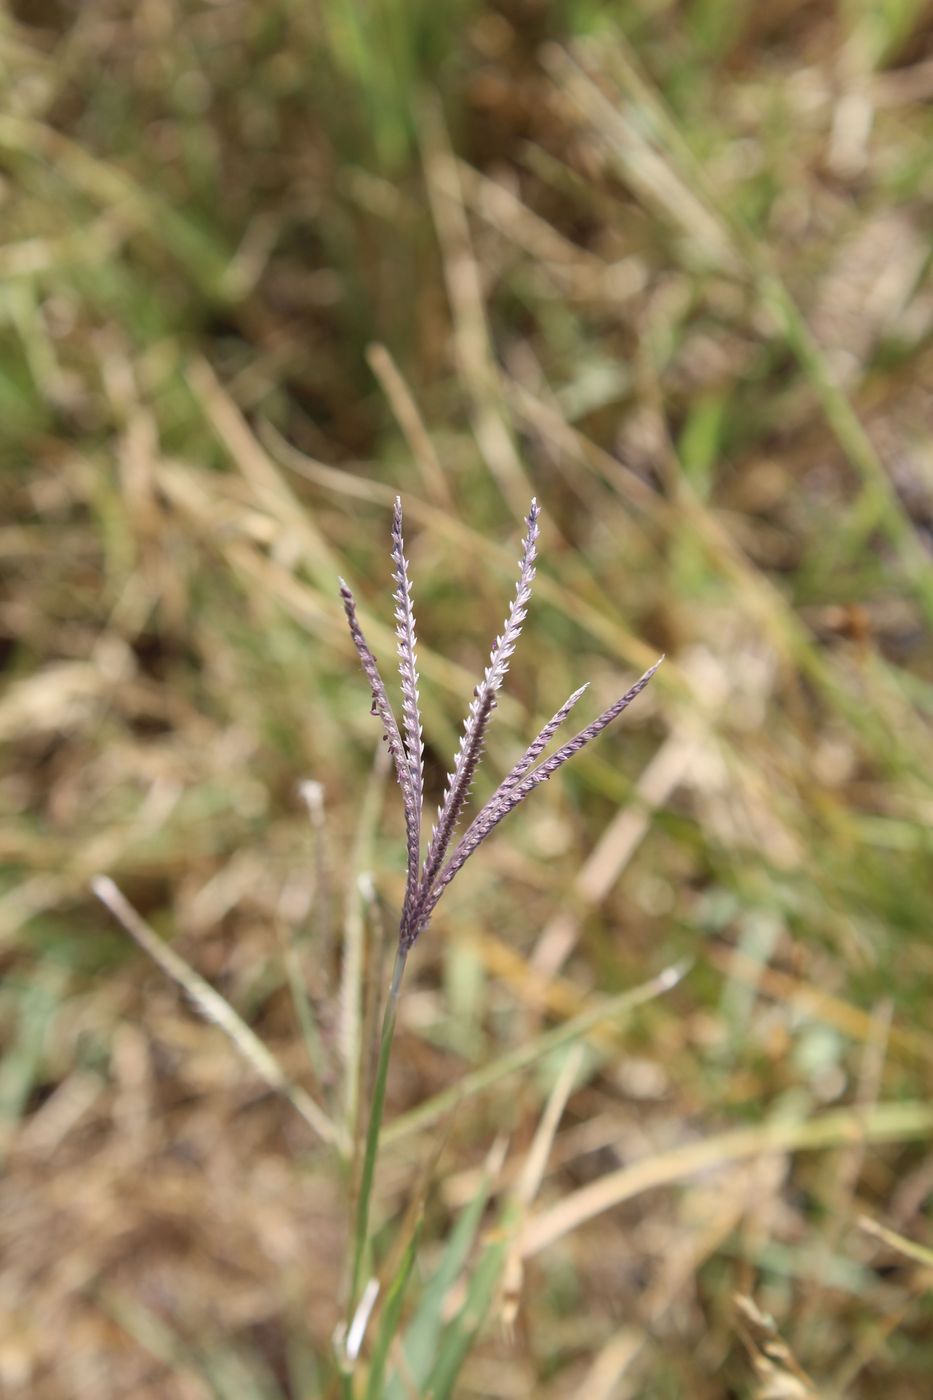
2 2 932 1396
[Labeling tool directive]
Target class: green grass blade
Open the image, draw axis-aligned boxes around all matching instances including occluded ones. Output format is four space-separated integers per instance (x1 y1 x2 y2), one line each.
102 1292 284 1400
384 1144 503 1398
424 1199 521 1400
0 965 66 1165
364 1214 423 1400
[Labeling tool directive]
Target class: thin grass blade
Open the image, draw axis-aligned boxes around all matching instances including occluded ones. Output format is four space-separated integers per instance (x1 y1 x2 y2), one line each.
363 1213 423 1400
382 959 688 1145
92 876 339 1149
425 1046 582 1400
385 1140 506 1398
423 1198 520 1400
0 967 66 1166
522 1100 933 1260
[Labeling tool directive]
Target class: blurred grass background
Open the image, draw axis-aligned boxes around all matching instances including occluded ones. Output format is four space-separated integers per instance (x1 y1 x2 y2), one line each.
2 0 933 1395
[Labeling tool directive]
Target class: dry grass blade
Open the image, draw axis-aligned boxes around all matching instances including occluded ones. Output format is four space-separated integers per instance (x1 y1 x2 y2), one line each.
521 1102 933 1259
735 1295 819 1398
548 39 933 621
366 344 452 507
261 424 657 669
531 723 700 979
858 1217 933 1273
383 959 688 1145
418 95 530 514
8 5 933 1392
501 1044 585 1332
92 876 340 1149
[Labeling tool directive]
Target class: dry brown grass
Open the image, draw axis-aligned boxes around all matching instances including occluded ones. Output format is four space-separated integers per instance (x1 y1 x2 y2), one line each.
2 1 933 1395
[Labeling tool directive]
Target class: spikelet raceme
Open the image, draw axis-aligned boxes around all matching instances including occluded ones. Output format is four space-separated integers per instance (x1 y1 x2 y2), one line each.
340 499 661 952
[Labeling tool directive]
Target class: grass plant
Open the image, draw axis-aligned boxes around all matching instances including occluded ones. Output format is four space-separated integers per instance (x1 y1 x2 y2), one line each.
337 497 659 1378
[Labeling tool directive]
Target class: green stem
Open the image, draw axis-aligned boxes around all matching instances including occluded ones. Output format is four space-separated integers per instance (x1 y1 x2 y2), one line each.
347 943 408 1329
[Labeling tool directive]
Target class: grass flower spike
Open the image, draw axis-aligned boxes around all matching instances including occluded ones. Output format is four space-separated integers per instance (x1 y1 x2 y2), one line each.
340 498 662 952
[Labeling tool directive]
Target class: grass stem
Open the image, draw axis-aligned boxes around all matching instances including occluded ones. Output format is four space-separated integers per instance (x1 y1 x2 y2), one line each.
345 942 409 1361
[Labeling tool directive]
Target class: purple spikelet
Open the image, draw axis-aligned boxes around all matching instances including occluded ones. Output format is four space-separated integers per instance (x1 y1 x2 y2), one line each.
339 579 420 879
418 499 540 901
390 497 423 912
340 499 661 954
498 682 590 793
414 659 663 935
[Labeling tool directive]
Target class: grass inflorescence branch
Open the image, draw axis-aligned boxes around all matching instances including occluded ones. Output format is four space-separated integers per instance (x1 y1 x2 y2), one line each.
341 497 662 953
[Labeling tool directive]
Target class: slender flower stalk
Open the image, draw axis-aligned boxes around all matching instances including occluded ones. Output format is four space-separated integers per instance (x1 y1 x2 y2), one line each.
348 944 407 1310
